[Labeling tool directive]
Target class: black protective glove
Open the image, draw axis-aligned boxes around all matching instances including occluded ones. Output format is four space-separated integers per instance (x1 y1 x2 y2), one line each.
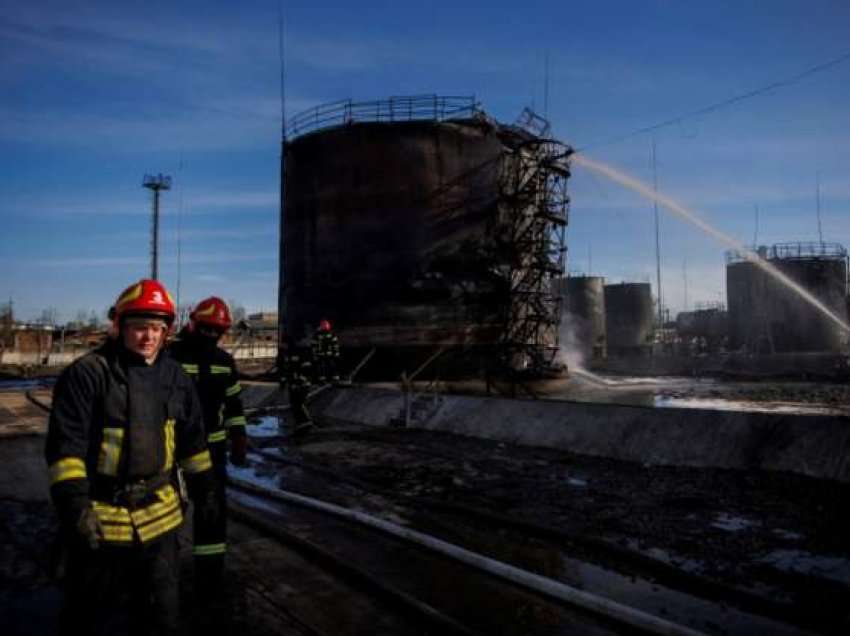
230 433 248 467
198 489 220 527
76 506 103 550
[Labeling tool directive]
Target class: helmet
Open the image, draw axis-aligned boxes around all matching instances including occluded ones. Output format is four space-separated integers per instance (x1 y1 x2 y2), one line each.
318 319 332 333
114 279 176 324
190 296 232 331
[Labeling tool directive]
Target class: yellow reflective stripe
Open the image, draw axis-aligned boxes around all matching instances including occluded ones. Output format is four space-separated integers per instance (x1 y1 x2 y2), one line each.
136 506 183 544
97 427 124 477
225 382 242 397
224 416 246 428
48 457 87 485
163 419 176 472
129 485 179 526
179 449 212 474
210 365 231 375
193 543 227 556
207 430 227 443
181 363 199 375
92 500 133 524
101 524 134 543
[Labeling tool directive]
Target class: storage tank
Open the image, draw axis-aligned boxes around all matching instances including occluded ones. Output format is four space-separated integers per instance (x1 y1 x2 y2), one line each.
675 303 728 353
557 276 606 359
726 242 848 353
604 282 653 356
280 96 571 376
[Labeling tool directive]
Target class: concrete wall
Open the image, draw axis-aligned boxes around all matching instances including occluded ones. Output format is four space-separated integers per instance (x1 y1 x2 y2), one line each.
311 387 850 483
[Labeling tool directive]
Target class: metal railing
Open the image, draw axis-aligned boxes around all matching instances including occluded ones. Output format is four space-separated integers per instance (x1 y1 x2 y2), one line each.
725 242 848 264
285 95 480 141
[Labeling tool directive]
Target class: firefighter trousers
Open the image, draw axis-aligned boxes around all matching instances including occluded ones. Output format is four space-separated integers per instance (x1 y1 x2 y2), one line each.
193 441 227 596
60 531 179 636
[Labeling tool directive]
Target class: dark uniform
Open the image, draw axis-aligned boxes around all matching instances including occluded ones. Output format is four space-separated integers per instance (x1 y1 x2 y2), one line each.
46 338 213 635
281 346 314 431
169 328 246 590
311 329 340 383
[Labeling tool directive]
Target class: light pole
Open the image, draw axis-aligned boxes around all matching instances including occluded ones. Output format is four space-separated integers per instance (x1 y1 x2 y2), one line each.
143 173 172 280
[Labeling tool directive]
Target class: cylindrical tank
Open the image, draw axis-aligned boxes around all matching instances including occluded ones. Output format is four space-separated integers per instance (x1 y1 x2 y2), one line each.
280 97 569 378
604 283 653 355
558 276 606 359
726 243 847 353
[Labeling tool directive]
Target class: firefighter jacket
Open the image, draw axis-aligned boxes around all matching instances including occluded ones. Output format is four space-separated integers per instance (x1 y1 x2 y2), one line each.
45 339 212 546
311 331 340 362
168 330 247 450
281 350 313 390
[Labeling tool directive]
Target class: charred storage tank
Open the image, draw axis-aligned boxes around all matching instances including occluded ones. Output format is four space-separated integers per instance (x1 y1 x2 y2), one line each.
604 282 653 356
726 242 848 353
557 276 606 359
280 97 571 376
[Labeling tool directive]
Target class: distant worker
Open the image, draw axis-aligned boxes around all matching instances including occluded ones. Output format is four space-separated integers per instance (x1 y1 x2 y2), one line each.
311 319 340 384
45 279 215 635
168 296 247 596
279 335 314 433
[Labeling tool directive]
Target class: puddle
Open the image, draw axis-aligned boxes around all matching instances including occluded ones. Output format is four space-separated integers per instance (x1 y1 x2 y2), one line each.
246 415 286 438
0 378 56 393
566 477 588 487
711 513 755 533
228 455 283 491
759 550 850 586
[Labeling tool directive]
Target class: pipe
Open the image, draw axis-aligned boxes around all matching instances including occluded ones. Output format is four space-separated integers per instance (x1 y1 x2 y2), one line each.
228 476 707 636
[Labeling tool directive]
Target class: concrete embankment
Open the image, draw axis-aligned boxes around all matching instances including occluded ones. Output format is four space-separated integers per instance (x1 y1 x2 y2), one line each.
308 387 850 484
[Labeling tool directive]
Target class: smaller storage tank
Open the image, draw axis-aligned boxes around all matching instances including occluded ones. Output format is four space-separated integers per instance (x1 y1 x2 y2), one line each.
604 282 653 356
557 276 606 359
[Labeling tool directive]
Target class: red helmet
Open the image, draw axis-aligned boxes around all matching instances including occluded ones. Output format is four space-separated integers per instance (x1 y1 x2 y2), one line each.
114 279 176 324
318 319 332 332
190 296 232 331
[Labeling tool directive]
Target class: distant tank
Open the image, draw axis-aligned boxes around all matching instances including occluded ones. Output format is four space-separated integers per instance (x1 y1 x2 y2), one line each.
676 303 728 353
726 242 848 353
557 276 606 359
604 282 653 356
280 96 571 377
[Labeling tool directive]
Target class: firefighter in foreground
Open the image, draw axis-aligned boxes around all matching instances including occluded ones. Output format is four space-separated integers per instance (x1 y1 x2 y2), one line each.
311 318 340 384
279 334 314 433
169 296 247 594
45 279 216 635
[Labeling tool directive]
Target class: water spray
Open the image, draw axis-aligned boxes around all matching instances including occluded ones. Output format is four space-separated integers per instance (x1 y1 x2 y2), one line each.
571 153 850 334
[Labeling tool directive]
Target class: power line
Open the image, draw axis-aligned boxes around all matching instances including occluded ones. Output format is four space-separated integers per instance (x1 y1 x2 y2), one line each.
579 49 850 151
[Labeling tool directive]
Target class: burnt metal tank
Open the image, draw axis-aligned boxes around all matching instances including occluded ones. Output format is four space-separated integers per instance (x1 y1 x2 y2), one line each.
726 242 848 353
604 282 653 356
279 97 571 377
557 276 606 359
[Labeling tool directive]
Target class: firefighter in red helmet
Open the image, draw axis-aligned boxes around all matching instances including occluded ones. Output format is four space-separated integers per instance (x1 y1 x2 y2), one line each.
45 279 215 635
168 296 247 598
311 318 341 384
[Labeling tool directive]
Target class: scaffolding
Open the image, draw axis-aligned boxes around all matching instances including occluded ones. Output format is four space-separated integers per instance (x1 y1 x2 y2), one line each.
493 110 572 375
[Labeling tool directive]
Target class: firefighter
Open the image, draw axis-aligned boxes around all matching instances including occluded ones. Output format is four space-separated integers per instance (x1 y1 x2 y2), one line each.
45 279 216 635
279 335 314 433
311 319 341 383
168 296 247 595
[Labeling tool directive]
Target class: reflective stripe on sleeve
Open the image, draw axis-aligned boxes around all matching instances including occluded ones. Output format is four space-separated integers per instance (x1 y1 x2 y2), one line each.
181 363 199 375
96 427 124 477
210 365 231 375
224 415 246 429
48 457 87 485
225 382 242 397
193 542 227 556
179 449 212 474
163 419 176 471
207 430 227 443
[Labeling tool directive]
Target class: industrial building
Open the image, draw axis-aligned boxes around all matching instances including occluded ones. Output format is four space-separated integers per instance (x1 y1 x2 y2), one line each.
726 242 848 353
280 96 572 378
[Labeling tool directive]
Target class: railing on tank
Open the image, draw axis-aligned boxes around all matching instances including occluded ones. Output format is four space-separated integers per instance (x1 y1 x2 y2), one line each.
725 241 848 264
285 95 480 141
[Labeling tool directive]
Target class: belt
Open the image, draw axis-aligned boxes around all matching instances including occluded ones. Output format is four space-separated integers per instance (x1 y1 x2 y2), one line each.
112 473 172 508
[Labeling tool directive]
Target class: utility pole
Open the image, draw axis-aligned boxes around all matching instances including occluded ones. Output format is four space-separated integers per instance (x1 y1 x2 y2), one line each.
683 257 688 312
142 174 172 281
816 172 823 246
652 141 663 327
753 204 759 247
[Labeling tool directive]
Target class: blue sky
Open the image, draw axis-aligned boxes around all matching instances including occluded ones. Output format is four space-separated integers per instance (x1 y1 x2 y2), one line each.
2 0 849 323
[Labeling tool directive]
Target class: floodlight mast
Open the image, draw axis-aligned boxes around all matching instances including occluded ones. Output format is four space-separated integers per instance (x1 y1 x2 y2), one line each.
142 173 172 280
